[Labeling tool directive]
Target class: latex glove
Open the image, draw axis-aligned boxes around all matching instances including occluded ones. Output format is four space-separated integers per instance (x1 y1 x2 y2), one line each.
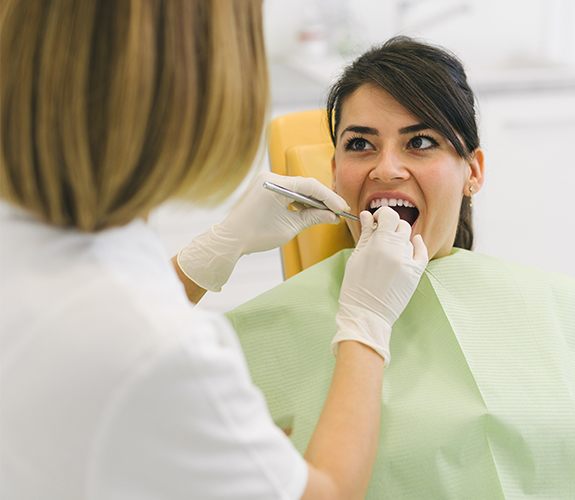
177 171 349 291
332 207 429 365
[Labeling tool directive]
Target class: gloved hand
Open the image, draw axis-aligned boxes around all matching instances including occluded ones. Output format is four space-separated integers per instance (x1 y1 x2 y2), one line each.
332 207 429 365
177 171 349 291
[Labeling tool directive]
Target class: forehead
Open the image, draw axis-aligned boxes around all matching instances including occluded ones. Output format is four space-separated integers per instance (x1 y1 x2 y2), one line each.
339 83 419 127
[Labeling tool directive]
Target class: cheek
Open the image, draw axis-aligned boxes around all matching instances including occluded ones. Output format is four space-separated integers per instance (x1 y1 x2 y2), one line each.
428 177 460 205
333 164 363 205
419 162 466 254
420 159 466 209
334 164 365 243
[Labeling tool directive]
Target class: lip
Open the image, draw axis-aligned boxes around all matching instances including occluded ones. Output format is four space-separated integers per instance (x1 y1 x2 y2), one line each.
363 191 419 211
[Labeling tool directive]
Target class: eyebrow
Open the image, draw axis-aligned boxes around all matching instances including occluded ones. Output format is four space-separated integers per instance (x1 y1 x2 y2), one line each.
339 123 431 142
398 123 431 134
339 125 378 141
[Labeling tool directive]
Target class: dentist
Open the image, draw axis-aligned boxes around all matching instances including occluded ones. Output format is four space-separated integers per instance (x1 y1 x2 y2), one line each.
0 1 427 499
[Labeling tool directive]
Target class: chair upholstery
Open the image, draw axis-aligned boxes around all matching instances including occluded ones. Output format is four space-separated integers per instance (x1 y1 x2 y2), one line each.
268 110 354 279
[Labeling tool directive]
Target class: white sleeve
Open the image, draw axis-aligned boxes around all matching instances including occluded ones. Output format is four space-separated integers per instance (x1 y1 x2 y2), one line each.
86 312 308 500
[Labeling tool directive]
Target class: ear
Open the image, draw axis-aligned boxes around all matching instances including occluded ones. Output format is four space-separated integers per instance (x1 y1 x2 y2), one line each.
466 148 485 195
331 156 337 191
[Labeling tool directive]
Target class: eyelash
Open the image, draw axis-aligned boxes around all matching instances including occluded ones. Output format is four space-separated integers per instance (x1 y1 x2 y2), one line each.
343 134 440 152
344 135 371 151
409 134 439 150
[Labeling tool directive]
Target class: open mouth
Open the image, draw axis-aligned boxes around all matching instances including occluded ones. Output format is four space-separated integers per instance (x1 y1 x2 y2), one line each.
367 199 420 226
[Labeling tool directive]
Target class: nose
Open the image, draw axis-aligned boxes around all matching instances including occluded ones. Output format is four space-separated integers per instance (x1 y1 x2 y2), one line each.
368 149 409 182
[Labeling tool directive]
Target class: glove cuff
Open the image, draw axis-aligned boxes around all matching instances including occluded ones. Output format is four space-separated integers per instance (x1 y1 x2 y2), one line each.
176 226 242 292
332 305 392 366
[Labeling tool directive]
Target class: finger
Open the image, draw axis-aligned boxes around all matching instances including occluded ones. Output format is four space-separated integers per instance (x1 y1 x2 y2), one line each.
356 210 375 247
290 176 350 213
258 172 294 207
299 208 339 227
411 234 429 264
395 219 412 236
373 206 401 232
264 173 350 214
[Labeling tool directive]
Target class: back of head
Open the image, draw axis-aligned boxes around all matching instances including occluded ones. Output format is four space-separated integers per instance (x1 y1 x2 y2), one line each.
0 0 268 231
327 36 480 249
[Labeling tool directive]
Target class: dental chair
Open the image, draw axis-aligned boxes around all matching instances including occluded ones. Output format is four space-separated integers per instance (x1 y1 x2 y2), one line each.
268 109 354 280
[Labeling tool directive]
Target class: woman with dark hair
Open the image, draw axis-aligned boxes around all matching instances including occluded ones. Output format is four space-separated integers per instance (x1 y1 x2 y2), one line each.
327 35 483 256
228 37 575 499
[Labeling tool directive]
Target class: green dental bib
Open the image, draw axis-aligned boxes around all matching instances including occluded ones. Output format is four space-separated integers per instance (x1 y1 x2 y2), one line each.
226 249 575 499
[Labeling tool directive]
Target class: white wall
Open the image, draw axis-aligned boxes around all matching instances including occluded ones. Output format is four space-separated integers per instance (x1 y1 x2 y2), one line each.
264 0 575 68
150 0 575 313
475 91 575 274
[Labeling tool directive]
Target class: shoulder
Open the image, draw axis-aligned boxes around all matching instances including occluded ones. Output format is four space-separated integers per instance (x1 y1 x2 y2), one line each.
426 249 575 341
429 248 574 290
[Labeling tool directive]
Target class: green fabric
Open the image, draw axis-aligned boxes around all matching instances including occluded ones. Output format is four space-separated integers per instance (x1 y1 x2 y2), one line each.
226 249 575 499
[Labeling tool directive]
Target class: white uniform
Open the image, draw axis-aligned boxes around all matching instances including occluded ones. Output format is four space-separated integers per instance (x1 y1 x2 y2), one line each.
0 204 307 500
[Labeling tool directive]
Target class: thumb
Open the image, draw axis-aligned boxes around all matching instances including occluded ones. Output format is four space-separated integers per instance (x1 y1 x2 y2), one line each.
356 210 375 249
411 234 429 265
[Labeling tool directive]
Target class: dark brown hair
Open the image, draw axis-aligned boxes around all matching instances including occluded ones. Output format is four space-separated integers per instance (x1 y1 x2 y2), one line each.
1 0 268 231
327 36 479 250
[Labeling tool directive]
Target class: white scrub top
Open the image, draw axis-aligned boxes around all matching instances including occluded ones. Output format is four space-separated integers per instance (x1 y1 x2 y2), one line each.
0 204 307 500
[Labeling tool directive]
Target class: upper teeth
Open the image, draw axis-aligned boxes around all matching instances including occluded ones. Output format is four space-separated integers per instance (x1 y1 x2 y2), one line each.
370 198 416 209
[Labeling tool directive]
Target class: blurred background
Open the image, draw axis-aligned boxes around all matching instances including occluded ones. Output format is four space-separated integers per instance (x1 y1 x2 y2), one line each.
150 0 575 312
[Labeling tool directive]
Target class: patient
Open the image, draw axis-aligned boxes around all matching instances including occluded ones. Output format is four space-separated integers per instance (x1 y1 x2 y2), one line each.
227 37 575 499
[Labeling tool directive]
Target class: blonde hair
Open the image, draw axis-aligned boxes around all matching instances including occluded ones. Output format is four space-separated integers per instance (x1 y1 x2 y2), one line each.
0 0 268 231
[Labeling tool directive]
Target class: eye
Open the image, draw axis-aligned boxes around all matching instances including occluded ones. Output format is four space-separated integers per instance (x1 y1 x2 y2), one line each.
344 136 374 152
408 134 438 150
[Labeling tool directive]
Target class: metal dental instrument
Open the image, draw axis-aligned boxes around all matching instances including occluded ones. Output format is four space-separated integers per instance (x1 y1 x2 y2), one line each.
263 181 360 222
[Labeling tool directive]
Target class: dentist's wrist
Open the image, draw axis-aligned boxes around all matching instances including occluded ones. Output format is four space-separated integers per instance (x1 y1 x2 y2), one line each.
177 225 243 292
331 305 393 366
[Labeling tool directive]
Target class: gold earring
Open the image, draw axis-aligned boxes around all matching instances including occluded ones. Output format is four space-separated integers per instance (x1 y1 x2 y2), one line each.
468 185 474 207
